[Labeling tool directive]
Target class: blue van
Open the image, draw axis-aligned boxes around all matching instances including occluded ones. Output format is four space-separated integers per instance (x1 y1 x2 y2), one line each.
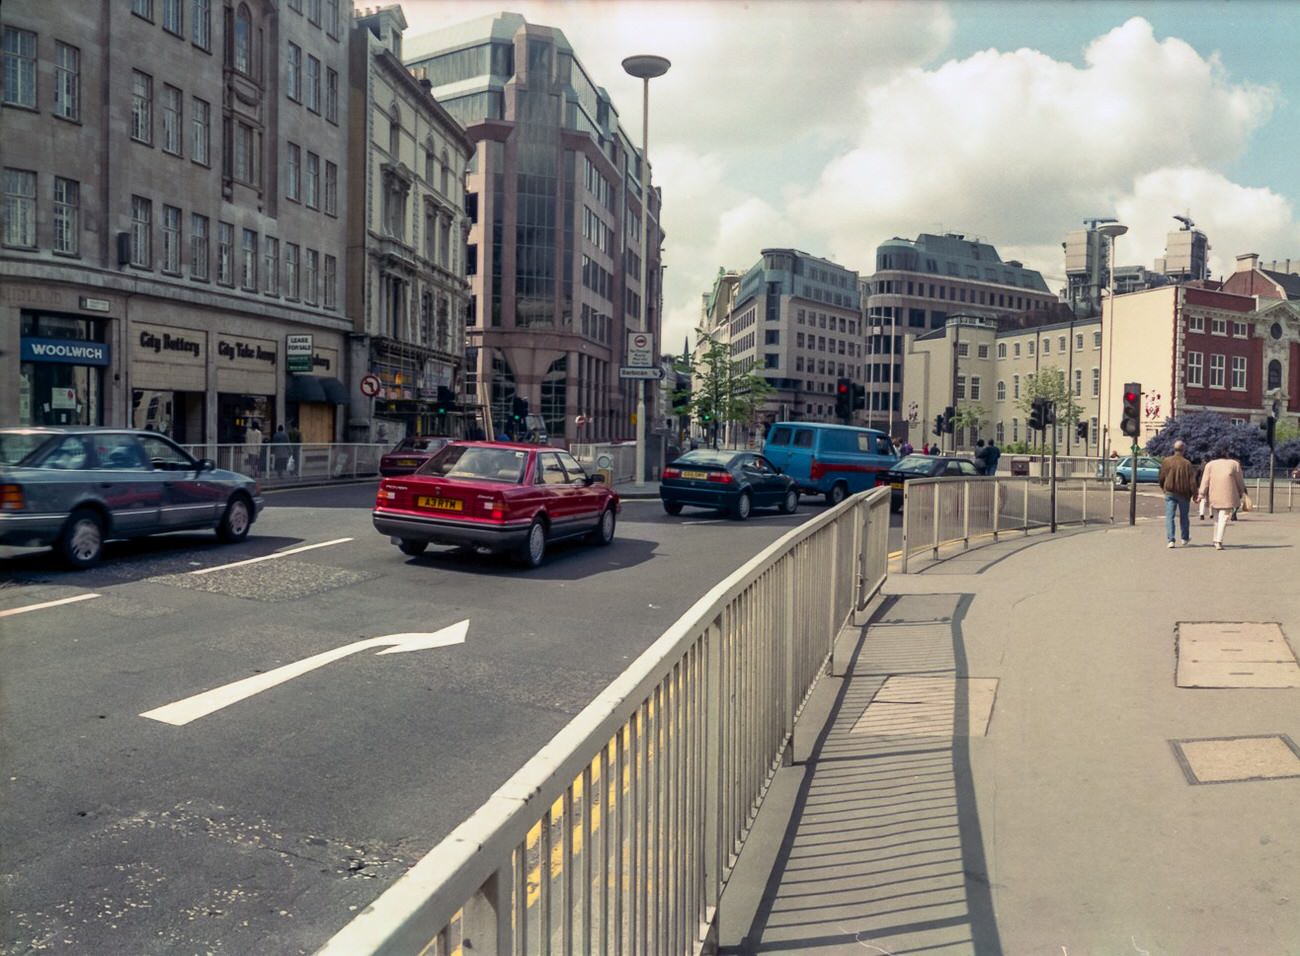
763 422 898 504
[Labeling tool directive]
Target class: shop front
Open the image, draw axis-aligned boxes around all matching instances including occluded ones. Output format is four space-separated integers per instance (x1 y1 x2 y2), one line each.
215 333 278 445
18 312 110 426
130 322 207 443
284 338 348 443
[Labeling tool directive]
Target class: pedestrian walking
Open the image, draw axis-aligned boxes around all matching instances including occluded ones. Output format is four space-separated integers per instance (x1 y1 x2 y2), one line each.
1196 448 1247 550
269 424 291 478
1157 439 1197 548
899 438 914 456
244 420 264 478
1194 459 1209 521
975 438 1001 476
922 441 931 455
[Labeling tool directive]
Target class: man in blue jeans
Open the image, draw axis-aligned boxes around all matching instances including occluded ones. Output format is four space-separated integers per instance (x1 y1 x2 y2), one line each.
1157 439 1198 547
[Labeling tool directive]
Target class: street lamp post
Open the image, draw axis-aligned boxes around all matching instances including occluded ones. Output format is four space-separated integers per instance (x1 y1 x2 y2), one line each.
623 54 670 485
1098 222 1128 471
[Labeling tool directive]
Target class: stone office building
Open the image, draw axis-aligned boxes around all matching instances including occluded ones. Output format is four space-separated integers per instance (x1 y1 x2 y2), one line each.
1 0 352 445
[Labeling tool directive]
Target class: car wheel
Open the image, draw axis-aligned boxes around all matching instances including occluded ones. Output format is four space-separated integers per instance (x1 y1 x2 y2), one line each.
217 495 252 543
779 488 799 514
398 538 428 556
662 500 683 516
825 482 848 506
515 517 547 568
58 508 104 569
732 491 752 521
588 506 616 545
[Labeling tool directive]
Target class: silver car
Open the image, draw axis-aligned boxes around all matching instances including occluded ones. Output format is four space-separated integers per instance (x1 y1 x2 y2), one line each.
0 427 265 568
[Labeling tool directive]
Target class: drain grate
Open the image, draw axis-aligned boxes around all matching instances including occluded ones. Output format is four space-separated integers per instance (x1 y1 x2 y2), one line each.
1170 735 1300 785
1175 622 1300 688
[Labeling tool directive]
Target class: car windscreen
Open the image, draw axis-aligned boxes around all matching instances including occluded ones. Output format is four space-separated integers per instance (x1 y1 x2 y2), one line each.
891 455 940 475
673 450 736 468
422 445 527 482
0 432 55 466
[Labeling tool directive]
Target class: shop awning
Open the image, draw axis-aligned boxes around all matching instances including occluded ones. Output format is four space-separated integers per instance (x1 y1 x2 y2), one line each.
320 377 349 405
286 373 327 403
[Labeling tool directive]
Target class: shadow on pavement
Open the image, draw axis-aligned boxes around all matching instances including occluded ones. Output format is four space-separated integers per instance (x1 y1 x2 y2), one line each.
394 533 659 578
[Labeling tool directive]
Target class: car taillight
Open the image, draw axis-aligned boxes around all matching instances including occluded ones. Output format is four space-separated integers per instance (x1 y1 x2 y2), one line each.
662 467 680 479
377 482 396 505
707 472 733 484
0 484 24 510
810 458 824 480
488 497 505 520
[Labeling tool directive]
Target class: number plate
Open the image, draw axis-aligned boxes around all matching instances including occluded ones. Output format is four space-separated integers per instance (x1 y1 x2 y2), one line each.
417 496 463 512
681 470 708 480
399 459 420 466
890 482 903 490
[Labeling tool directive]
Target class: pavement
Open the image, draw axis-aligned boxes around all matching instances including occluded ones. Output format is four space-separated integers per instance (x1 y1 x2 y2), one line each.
716 506 1300 955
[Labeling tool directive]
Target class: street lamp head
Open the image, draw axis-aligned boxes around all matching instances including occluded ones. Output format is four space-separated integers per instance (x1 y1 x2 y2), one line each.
1097 222 1128 239
622 54 671 79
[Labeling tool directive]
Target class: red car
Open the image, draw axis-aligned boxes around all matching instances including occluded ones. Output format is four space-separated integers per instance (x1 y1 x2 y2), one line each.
372 441 619 567
379 435 453 476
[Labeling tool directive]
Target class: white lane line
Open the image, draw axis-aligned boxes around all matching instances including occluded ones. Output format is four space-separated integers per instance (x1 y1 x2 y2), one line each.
190 537 353 575
0 593 101 618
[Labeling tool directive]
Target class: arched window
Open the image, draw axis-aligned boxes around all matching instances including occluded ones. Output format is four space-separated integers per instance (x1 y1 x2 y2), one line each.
440 150 451 196
424 138 434 182
1268 358 1283 390
233 4 252 75
389 103 401 158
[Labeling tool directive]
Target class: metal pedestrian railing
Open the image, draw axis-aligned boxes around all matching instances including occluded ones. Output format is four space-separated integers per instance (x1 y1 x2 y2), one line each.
316 486 892 956
181 443 388 486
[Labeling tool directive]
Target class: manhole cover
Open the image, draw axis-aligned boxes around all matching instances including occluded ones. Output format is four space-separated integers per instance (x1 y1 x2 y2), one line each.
1170 735 1300 785
1175 622 1300 688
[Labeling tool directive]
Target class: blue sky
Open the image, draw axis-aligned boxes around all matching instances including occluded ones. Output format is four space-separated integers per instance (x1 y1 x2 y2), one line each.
403 0 1300 349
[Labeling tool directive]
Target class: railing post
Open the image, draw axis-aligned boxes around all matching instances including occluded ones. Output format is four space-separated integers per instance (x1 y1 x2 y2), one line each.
1022 478 1029 534
461 868 513 956
931 481 940 561
993 479 1001 541
784 553 798 757
701 619 723 944
901 484 910 574
962 480 971 549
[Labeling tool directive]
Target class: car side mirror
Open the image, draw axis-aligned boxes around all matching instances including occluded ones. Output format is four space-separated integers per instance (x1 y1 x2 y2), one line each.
196 458 215 473
587 473 604 484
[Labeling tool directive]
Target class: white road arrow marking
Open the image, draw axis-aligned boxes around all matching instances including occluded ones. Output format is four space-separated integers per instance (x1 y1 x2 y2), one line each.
140 620 469 726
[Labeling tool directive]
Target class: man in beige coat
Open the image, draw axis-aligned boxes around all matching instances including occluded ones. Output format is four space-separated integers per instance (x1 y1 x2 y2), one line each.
1196 450 1246 550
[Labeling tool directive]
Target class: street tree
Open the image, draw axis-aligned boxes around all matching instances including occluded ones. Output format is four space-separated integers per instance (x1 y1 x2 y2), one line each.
1015 367 1082 451
1146 410 1279 472
953 404 988 440
674 334 774 447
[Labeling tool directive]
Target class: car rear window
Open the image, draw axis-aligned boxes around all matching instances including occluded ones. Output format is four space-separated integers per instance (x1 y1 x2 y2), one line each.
892 455 939 475
767 426 792 447
398 437 446 452
675 450 735 467
424 445 527 482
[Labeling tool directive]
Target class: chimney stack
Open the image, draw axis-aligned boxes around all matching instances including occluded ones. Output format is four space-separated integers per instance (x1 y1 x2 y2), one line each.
1235 253 1259 273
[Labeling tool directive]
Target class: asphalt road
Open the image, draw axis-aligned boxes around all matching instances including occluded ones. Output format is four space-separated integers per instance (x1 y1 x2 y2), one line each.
1 482 838 956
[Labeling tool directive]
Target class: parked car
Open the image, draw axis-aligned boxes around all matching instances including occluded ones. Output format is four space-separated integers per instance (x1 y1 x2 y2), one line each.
372 441 618 568
0 427 264 568
660 449 799 520
878 454 981 512
379 435 453 476
1106 455 1162 486
762 422 898 505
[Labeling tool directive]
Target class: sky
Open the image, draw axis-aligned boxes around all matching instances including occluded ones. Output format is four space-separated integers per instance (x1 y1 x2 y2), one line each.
398 0 1300 354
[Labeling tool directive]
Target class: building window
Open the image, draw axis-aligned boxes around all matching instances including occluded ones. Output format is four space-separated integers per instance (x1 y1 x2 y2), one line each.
52 177 78 255
284 242 299 299
957 342 969 357
262 236 277 294
1012 418 1019 442
1042 339 1050 355
325 0 339 36
1209 354 1225 388
1210 317 1226 335
1093 331 1102 348
191 96 210 165
286 42 301 100
1013 343 1021 358
305 54 320 112
1188 314 1204 332
1091 366 1100 397
53 43 79 120
1012 374 1020 400
1027 340 1035 356
286 143 300 200
233 122 255 183
132 0 153 18
1231 355 1247 390
161 204 181 273
131 71 153 144
163 0 183 35
307 0 321 25
1187 351 1203 387
192 0 210 49
389 105 400 156
2 168 36 248
190 213 208 279
216 221 233 285
970 376 981 401
3 28 37 109
162 85 182 154
977 344 989 359
234 4 253 76
997 342 1007 359
1232 321 1248 338
130 196 152 267
325 68 338 123
1075 333 1084 351
304 151 319 208
303 248 318 304
955 375 966 400
324 160 336 215
240 228 256 290
1073 368 1082 396
323 253 336 308
1058 335 1066 352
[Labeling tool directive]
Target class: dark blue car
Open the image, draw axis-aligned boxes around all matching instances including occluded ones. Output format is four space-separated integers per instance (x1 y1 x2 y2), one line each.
660 449 799 520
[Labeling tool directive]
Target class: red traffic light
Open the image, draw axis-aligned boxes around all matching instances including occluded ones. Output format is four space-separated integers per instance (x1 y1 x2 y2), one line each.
837 383 849 394
1124 390 1138 402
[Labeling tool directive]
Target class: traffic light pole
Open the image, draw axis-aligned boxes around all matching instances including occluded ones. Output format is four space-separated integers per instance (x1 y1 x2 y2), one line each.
1049 402 1058 534
1129 440 1138 526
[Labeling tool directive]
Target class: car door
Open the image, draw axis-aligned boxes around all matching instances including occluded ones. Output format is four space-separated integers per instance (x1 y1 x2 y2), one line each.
745 455 786 507
137 433 223 529
557 450 603 529
763 425 795 474
536 451 578 534
87 433 163 536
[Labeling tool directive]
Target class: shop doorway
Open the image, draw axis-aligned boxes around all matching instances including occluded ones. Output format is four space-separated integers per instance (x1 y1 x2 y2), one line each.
132 390 205 443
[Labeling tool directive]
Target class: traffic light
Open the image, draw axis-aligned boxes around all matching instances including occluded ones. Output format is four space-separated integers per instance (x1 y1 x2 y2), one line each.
852 382 866 412
835 378 851 420
1076 420 1088 441
1261 415 1276 447
1028 397 1046 431
933 415 944 437
511 395 528 422
1120 383 1141 438
943 406 955 434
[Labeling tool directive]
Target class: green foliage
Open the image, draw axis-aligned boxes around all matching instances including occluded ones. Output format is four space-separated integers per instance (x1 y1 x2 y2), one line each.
675 334 774 439
1001 440 1033 454
953 404 987 431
